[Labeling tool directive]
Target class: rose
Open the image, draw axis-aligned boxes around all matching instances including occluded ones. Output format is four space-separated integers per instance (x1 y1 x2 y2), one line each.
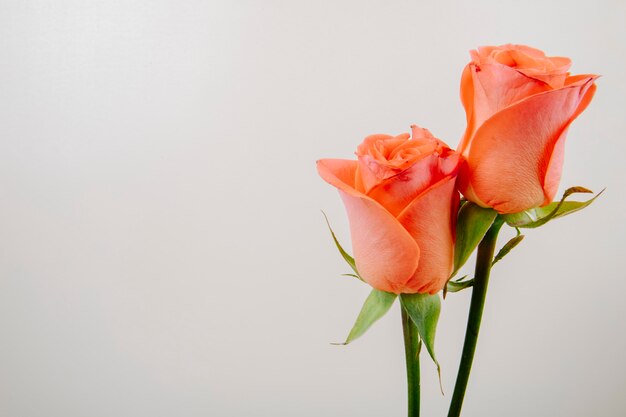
317 126 460 294
458 44 598 214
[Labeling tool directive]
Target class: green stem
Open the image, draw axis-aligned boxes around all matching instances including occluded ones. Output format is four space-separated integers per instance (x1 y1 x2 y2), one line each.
448 217 503 417
402 306 420 417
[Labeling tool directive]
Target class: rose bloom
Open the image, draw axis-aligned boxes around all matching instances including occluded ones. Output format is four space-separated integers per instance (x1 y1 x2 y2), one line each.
317 126 459 294
458 44 598 214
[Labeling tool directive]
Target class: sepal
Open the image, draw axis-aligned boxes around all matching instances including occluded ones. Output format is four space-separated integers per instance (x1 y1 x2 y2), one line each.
445 232 524 294
503 187 603 229
492 231 524 266
452 202 498 277
445 275 472 294
334 289 397 345
322 211 362 280
400 293 442 388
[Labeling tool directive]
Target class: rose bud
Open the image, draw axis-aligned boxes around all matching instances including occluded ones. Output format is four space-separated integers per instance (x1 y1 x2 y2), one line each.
458 44 597 214
317 126 460 294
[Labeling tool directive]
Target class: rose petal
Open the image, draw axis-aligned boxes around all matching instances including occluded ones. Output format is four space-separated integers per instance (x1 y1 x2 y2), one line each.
317 158 359 193
542 81 597 204
460 63 551 156
456 158 489 208
397 175 459 294
472 45 571 88
367 152 460 217
541 127 567 205
339 191 420 293
317 159 420 294
464 76 597 213
356 133 416 193
459 64 476 156
366 154 440 216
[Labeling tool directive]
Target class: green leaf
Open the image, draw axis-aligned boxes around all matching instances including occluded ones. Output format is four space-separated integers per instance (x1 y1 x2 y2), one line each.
452 202 498 277
400 293 442 386
491 234 525 266
321 211 362 279
503 187 603 229
334 289 397 345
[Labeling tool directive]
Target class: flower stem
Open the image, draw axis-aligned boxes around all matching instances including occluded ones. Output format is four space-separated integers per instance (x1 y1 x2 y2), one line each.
401 306 420 417
447 217 503 417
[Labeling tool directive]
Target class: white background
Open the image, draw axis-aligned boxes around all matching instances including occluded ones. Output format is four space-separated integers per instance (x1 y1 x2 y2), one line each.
1 1 625 416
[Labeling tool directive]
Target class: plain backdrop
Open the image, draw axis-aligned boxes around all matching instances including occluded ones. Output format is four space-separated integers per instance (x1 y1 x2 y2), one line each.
1 1 625 416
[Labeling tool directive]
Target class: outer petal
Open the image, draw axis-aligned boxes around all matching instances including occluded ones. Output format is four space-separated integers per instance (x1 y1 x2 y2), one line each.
339 191 420 293
317 159 420 294
456 157 489 208
317 158 359 191
460 63 551 156
542 81 596 204
459 64 476 156
397 175 459 294
464 76 597 214
541 128 567 205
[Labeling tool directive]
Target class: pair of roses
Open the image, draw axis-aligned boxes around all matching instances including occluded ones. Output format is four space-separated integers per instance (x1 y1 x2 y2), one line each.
318 44 597 295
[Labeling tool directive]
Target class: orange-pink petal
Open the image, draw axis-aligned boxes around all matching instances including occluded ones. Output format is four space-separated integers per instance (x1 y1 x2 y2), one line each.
366 154 441 216
459 64 476 155
542 80 596 204
317 158 359 195
317 159 420 294
397 175 459 294
339 190 420 293
460 63 551 156
464 76 597 213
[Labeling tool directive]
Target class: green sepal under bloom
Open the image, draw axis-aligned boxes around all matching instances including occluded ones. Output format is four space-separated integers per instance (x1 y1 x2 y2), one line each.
322 212 398 345
334 289 397 345
400 292 442 391
491 231 524 266
503 186 604 229
322 211 362 280
446 230 524 294
445 276 473 293
447 186 603 295
451 203 498 278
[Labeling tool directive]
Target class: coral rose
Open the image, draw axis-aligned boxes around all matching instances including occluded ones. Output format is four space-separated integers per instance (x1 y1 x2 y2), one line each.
317 126 460 294
458 44 598 214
